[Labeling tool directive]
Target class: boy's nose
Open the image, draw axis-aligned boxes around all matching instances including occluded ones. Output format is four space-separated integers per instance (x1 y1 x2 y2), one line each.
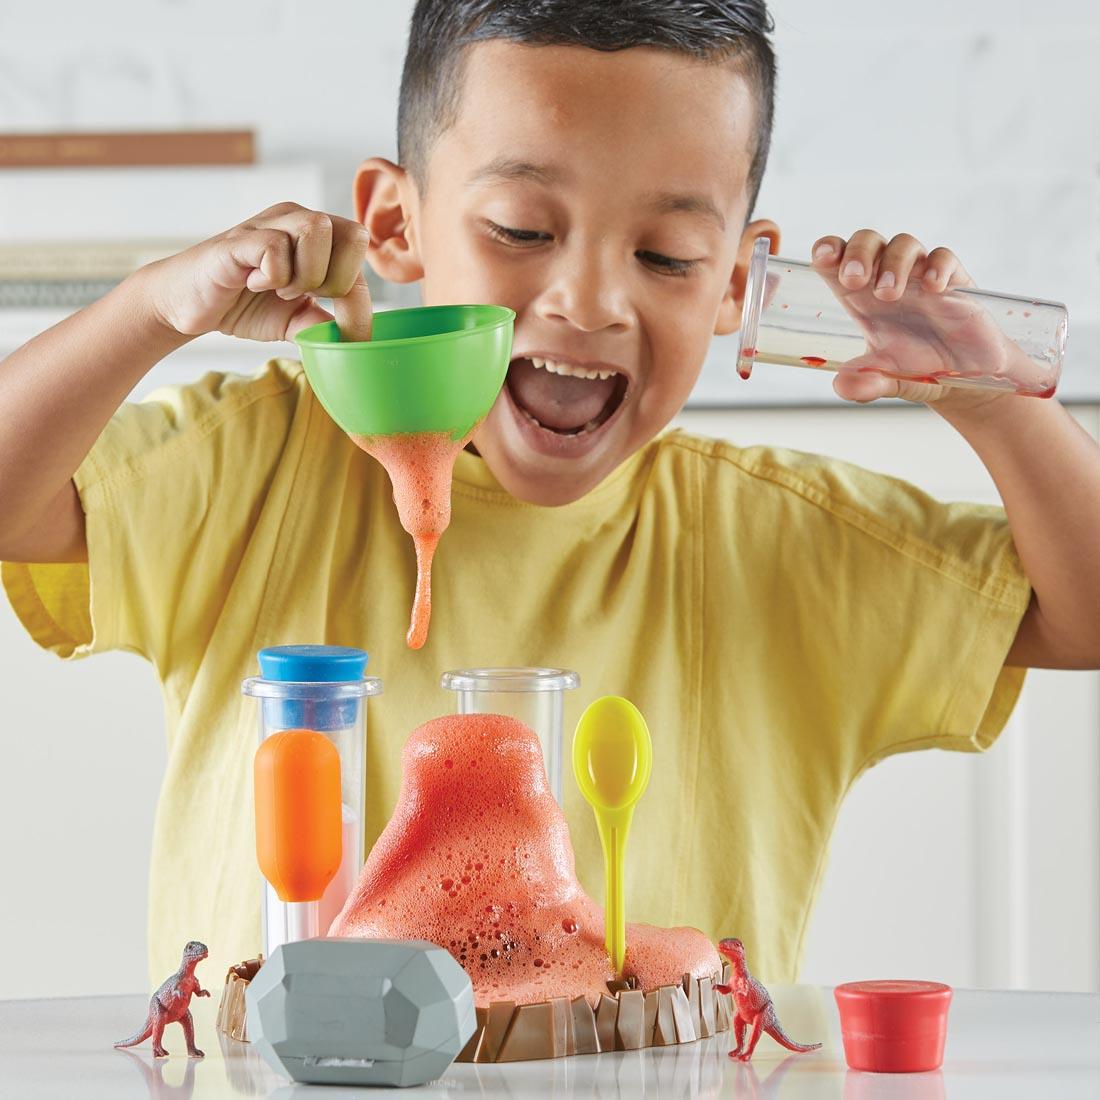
537 249 634 334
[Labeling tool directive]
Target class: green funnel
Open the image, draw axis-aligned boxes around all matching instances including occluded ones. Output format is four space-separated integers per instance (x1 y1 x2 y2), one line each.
295 304 515 440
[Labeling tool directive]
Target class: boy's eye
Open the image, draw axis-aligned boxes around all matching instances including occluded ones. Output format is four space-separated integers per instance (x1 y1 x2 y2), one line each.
484 220 699 276
485 220 552 246
637 250 700 277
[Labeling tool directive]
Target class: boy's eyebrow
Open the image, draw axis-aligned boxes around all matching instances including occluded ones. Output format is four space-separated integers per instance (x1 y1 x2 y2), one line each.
468 157 563 186
647 191 727 233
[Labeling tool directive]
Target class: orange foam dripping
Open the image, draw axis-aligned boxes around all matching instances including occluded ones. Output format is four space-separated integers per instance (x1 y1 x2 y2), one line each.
350 430 469 649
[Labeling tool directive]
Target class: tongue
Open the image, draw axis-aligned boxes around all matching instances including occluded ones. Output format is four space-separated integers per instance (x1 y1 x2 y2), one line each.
508 359 616 432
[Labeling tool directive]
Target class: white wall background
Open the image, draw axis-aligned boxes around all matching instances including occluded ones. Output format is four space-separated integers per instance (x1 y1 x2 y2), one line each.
1 0 1098 998
2 0 1097 315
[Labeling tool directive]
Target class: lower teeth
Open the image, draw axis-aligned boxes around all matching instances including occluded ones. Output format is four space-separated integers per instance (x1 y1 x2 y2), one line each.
519 408 604 435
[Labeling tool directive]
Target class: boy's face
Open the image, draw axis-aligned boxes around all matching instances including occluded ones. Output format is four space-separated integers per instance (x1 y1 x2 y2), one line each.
360 42 777 505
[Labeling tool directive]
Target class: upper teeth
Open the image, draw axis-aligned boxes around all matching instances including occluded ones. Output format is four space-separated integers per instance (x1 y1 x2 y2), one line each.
530 357 617 381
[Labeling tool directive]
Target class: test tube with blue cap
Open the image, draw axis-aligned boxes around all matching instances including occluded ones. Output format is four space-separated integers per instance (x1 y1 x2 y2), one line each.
242 645 382 958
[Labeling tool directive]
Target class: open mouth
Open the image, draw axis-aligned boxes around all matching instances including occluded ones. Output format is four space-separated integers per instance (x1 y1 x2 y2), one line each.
505 356 630 436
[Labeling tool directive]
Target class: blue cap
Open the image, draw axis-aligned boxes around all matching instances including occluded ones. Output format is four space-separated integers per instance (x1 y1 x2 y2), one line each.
249 646 372 732
257 645 369 683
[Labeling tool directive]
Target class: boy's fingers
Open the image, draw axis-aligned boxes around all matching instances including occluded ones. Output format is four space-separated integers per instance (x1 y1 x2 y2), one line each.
333 271 374 342
247 206 364 297
224 229 294 293
838 229 887 290
277 211 334 300
315 224 372 301
834 364 947 405
244 200 304 225
811 236 845 269
921 246 972 292
873 233 924 300
833 368 897 404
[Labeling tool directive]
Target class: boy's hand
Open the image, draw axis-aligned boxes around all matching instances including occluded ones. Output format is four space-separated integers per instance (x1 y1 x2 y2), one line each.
143 202 374 344
810 230 1029 411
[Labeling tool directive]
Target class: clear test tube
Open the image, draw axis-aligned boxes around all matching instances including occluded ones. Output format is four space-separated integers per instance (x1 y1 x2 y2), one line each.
737 237 1067 397
439 668 580 804
242 646 382 959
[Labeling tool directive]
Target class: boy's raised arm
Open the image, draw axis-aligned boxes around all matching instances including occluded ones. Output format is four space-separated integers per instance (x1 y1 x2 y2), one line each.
814 230 1100 671
0 202 373 565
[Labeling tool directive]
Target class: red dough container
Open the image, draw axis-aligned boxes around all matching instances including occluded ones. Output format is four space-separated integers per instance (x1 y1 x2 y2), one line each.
834 980 953 1073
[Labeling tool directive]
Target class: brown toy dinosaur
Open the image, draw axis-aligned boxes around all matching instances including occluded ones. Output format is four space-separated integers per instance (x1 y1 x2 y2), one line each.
114 941 211 1058
716 938 822 1061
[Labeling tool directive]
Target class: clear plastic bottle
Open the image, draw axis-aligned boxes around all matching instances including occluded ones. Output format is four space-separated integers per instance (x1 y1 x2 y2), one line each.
738 237 1067 397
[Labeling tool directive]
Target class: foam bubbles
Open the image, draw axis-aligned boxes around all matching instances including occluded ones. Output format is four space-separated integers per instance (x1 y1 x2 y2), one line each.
350 430 470 650
328 714 719 1006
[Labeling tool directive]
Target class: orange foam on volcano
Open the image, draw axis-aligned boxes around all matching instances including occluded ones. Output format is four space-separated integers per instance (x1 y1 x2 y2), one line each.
350 430 469 649
329 714 719 1007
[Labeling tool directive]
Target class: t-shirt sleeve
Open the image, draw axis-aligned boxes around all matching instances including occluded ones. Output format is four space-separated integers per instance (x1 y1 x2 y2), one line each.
1 358 307 679
710 441 1032 778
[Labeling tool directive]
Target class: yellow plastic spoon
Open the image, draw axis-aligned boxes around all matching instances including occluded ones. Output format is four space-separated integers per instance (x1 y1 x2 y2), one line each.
572 696 653 978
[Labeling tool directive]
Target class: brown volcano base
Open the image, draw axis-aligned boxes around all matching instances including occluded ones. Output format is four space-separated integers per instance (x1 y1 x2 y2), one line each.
216 958 734 1061
456 963 733 1062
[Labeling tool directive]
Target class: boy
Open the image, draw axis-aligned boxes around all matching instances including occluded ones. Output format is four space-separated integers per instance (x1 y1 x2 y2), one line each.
2 0 1099 990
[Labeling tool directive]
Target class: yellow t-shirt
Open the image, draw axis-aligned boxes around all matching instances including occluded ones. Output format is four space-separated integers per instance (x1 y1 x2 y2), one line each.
2 358 1030 989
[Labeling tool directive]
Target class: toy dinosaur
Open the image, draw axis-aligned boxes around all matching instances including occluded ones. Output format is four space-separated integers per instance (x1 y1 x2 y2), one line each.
114 941 211 1058
715 938 822 1061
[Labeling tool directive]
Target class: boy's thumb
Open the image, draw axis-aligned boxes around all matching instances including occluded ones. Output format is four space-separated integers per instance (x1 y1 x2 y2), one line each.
333 271 374 342
285 297 336 339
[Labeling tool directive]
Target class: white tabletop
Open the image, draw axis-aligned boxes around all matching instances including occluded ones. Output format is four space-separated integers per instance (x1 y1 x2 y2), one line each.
3 984 1098 1099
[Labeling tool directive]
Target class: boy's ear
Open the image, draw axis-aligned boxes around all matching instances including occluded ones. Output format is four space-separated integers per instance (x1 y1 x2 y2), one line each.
714 219 781 336
353 157 424 284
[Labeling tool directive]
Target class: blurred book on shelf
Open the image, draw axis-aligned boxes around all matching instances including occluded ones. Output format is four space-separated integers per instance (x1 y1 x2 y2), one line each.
0 240 190 308
0 162 324 310
0 129 254 167
1 279 136 309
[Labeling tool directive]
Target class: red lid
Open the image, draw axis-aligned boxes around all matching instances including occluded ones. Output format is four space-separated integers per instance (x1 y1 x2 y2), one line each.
834 980 952 1073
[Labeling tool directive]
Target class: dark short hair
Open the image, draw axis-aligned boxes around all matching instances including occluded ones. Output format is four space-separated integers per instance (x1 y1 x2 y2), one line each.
398 0 777 213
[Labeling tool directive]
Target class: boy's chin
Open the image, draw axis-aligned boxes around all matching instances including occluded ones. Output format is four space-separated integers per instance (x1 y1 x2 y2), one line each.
475 439 618 506
472 395 634 506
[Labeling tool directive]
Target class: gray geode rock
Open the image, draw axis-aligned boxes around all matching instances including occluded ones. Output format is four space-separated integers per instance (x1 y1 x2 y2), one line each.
245 938 475 1087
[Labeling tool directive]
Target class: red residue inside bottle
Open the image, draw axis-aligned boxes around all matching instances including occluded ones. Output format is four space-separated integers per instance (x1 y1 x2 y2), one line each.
738 346 756 380
799 356 827 368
